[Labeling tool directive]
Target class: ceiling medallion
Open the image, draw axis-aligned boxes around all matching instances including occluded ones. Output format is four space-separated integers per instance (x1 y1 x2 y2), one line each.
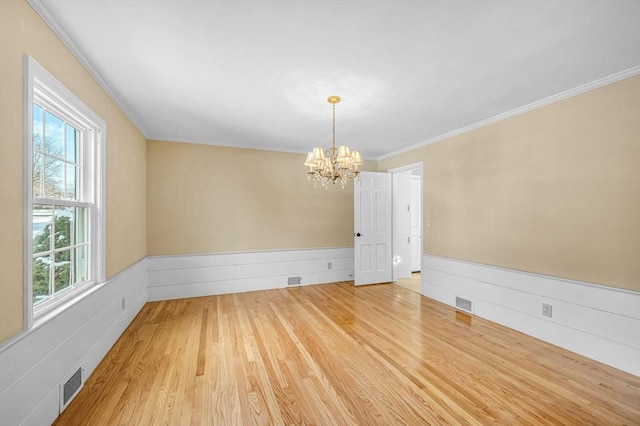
304 96 363 189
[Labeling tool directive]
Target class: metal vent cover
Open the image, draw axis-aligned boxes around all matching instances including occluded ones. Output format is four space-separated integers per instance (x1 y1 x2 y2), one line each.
60 366 84 413
287 277 302 286
455 296 473 313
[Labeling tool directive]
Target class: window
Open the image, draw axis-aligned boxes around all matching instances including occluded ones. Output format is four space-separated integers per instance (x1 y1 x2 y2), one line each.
25 57 105 325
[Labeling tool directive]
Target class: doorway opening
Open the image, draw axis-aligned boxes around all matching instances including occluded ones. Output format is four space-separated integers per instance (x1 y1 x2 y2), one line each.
390 163 423 294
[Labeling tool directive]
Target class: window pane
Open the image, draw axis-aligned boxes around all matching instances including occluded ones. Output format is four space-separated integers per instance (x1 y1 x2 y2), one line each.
44 157 65 198
44 111 64 158
75 207 88 244
33 104 44 151
66 125 78 163
75 245 89 283
33 255 52 305
54 250 72 293
54 206 73 249
65 164 77 200
33 150 44 197
33 204 53 254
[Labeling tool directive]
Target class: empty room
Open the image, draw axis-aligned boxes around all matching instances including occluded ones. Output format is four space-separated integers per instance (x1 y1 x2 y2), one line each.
1 0 639 424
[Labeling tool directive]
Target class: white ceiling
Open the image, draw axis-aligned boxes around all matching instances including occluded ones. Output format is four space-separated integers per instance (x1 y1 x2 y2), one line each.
31 0 640 159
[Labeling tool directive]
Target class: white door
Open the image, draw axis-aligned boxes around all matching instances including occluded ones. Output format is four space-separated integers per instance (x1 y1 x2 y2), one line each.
392 173 412 280
410 176 422 271
354 172 392 285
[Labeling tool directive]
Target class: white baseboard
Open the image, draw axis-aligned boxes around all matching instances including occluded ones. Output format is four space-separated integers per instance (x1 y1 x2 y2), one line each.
0 259 147 426
147 247 354 301
422 254 640 376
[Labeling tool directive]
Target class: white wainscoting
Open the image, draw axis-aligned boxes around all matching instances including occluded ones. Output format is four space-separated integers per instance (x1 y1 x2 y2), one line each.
422 254 640 376
0 259 147 426
147 247 354 301
2 250 636 425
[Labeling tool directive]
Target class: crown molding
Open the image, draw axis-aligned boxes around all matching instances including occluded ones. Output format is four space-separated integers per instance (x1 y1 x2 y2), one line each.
148 135 311 155
27 0 150 138
377 66 640 161
147 135 381 161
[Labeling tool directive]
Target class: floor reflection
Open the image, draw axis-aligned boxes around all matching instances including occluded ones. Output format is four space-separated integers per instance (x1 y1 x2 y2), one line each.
394 272 421 293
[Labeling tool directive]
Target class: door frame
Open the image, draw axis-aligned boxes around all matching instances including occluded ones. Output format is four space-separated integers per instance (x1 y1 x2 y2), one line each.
388 162 424 292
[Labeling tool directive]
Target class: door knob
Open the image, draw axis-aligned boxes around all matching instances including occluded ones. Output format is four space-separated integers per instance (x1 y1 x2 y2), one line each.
355 232 361 237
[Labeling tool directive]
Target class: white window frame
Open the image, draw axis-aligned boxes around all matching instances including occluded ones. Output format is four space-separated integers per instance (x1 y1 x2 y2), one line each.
24 56 106 328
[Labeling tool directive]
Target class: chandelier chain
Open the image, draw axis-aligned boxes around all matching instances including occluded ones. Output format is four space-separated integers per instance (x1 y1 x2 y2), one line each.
332 103 336 153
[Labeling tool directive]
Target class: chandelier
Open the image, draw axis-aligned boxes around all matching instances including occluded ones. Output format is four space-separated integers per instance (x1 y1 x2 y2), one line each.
304 96 363 188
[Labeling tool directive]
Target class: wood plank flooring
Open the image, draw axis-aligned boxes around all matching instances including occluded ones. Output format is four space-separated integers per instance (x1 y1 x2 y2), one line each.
394 272 422 294
54 282 640 425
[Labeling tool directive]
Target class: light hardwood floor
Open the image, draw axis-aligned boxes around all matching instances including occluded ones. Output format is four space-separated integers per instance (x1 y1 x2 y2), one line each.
55 282 640 425
394 272 421 293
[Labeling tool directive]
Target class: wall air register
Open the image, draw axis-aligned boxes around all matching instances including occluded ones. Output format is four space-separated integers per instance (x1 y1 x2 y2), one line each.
455 296 473 314
287 277 302 287
59 364 84 413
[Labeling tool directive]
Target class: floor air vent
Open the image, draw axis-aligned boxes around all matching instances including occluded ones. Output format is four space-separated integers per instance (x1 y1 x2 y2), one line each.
60 365 84 413
455 297 473 313
287 277 302 286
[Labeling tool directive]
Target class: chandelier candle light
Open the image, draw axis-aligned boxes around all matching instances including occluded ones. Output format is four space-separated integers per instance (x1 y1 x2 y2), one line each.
304 96 363 188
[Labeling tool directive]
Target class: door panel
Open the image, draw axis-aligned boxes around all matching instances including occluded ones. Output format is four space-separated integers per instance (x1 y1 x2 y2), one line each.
361 245 372 271
354 172 392 285
376 243 388 269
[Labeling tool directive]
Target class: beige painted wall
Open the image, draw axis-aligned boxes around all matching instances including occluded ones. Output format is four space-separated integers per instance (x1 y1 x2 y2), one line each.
0 0 147 342
380 76 640 291
147 141 373 255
